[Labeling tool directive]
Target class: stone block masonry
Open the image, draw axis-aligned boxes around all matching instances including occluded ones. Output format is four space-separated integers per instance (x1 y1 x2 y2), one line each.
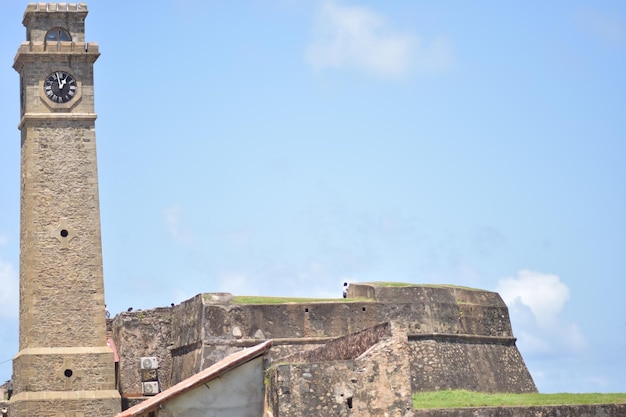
111 283 537 413
266 324 413 417
408 334 535 393
11 3 120 416
110 308 173 396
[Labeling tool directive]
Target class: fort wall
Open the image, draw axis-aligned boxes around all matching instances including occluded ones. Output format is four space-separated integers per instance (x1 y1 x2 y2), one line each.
110 308 173 397
409 335 534 392
109 283 537 412
266 324 413 417
281 322 391 363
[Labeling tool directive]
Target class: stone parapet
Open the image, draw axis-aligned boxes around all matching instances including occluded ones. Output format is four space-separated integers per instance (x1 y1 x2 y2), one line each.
15 41 99 54
14 42 99 72
24 3 88 13
349 283 514 337
22 3 88 44
282 322 391 363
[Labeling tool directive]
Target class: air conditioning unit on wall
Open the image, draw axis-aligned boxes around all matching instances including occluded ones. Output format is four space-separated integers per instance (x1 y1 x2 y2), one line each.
142 381 160 396
140 357 158 370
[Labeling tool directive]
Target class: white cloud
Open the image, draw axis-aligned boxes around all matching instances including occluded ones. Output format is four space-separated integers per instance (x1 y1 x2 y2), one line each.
497 269 569 326
0 258 18 319
163 204 193 244
496 270 587 357
306 1 453 78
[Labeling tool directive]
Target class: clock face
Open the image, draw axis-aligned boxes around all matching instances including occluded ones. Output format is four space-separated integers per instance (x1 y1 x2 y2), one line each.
43 71 78 103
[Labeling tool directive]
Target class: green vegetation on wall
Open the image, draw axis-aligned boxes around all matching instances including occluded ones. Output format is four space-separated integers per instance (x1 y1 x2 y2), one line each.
413 390 626 409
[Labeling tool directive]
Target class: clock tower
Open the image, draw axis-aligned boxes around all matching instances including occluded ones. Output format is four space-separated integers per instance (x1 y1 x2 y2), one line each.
11 3 120 417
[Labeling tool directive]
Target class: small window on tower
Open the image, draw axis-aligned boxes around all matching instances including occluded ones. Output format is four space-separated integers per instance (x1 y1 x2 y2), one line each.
45 27 72 42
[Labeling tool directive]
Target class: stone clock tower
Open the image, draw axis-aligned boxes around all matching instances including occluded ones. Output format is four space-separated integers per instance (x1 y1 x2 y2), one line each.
11 3 120 417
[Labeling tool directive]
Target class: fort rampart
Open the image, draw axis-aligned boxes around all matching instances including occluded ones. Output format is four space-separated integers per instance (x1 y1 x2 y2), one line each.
110 283 536 403
105 284 626 416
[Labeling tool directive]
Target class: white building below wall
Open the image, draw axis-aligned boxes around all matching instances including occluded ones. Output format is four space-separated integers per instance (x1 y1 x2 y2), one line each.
115 340 271 417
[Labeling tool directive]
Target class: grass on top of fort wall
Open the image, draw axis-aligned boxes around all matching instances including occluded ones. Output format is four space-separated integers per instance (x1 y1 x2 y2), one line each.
413 390 626 408
369 282 484 291
232 296 372 304
231 282 484 304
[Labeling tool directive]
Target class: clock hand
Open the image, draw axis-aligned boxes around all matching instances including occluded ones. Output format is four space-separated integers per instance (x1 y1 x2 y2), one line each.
56 72 62 88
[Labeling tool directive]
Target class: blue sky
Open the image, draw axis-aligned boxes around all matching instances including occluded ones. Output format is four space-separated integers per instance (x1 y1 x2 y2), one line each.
1 1 625 394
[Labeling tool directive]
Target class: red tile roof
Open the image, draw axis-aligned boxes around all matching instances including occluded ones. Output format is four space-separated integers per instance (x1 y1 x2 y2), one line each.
115 340 272 417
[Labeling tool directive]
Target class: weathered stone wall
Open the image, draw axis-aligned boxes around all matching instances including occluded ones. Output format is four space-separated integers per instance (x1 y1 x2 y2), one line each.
166 285 517 370
409 335 536 393
191 286 514 341
412 404 626 417
169 294 205 384
266 328 413 417
170 294 205 349
168 295 383 385
112 284 537 406
110 308 173 396
282 322 391 363
200 300 380 340
351 284 513 337
18 119 105 349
